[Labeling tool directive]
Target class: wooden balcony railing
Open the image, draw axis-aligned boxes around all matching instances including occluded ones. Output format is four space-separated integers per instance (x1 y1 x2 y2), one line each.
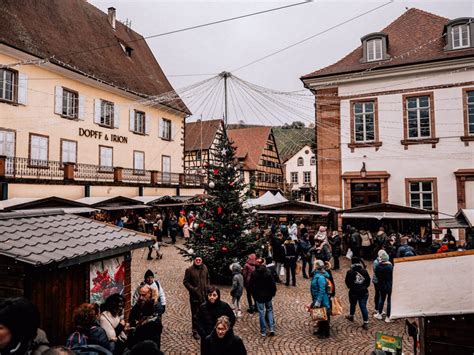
0 156 204 187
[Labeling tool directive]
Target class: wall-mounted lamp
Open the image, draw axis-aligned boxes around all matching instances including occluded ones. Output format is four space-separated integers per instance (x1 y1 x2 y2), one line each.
360 162 367 178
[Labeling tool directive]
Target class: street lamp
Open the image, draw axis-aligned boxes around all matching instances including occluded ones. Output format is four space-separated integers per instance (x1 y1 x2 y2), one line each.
360 162 367 178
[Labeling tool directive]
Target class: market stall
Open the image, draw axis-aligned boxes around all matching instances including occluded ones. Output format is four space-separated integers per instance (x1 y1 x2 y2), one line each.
391 251 474 354
0 196 97 214
435 208 474 245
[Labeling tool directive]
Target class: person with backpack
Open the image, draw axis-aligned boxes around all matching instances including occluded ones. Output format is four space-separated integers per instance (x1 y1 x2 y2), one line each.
345 257 371 330
283 237 298 287
374 251 393 323
310 260 332 339
67 303 112 353
396 237 416 258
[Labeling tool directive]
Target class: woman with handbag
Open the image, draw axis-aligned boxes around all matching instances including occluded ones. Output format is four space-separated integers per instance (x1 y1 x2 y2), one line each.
310 260 331 339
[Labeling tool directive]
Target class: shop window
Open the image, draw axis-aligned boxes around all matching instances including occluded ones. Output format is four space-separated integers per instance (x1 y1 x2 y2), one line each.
350 182 381 207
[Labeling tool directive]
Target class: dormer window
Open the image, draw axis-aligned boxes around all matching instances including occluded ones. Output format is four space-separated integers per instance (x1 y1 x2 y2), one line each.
452 23 470 49
367 39 383 61
119 42 133 57
360 32 389 63
444 18 473 51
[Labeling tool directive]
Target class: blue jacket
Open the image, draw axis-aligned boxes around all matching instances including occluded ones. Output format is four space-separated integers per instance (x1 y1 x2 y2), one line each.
375 261 393 292
310 271 331 309
372 258 380 284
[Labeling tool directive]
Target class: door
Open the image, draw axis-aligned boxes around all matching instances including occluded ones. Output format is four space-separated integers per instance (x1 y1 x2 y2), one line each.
0 130 15 174
162 155 171 183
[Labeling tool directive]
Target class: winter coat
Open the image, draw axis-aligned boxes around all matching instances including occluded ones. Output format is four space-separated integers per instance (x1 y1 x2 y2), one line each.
128 301 163 349
99 311 126 343
312 243 332 262
298 238 312 259
283 240 298 266
310 271 331 309
202 329 247 355
249 265 277 303
242 254 257 288
196 298 236 339
345 264 371 296
231 272 244 299
271 237 285 263
396 244 416 258
328 234 341 257
289 224 298 240
85 323 112 351
183 263 210 304
375 261 393 292
360 231 373 247
372 258 380 284
350 230 362 249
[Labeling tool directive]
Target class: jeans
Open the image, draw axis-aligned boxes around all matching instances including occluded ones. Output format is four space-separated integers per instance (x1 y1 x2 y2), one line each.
373 283 380 312
285 261 296 286
256 301 275 334
302 256 313 277
378 289 391 317
275 262 283 280
349 293 369 322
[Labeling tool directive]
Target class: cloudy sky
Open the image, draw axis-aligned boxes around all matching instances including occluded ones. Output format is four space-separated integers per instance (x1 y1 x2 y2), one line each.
90 0 473 125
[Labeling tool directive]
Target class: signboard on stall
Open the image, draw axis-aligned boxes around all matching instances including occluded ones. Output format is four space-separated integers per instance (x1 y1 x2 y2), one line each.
375 332 402 354
89 256 126 304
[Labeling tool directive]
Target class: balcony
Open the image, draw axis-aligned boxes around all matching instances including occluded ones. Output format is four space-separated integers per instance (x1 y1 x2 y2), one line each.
0 156 204 187
255 172 283 190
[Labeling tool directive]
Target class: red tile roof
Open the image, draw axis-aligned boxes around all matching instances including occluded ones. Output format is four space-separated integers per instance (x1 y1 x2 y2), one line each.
0 0 189 114
302 8 474 80
185 119 223 151
228 126 272 170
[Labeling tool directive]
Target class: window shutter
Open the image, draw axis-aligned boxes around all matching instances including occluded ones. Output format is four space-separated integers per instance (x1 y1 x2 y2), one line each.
145 115 150 135
78 95 85 120
113 105 120 128
129 109 135 131
18 73 28 105
55 86 63 115
94 99 101 124
159 118 163 138
170 121 175 140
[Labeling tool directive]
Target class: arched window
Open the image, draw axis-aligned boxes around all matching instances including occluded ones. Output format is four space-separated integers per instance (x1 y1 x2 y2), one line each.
297 157 304 166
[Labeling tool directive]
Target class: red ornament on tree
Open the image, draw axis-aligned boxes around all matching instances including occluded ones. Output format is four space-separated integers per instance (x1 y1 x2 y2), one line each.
230 181 235 187
217 207 223 214
220 246 229 253
199 222 205 229
213 168 219 175
209 236 215 242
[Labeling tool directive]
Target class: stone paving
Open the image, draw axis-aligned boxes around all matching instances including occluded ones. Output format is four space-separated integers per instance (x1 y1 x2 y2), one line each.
131 240 413 354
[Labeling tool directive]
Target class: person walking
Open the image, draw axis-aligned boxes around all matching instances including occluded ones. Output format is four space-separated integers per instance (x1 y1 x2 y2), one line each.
242 253 257 313
230 264 244 318
202 316 247 355
345 257 371 330
283 237 297 286
183 256 210 339
372 249 385 316
374 251 393 323
328 230 342 270
196 287 236 349
132 270 166 312
271 232 285 282
298 233 313 278
349 227 362 258
249 260 277 337
310 260 332 339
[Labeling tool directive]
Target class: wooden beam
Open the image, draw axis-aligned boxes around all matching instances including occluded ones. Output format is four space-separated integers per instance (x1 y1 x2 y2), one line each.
394 249 474 264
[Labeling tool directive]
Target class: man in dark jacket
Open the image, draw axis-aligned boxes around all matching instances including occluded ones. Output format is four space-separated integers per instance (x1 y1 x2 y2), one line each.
183 256 210 339
249 263 277 337
328 230 342 270
271 232 285 282
345 257 371 329
196 287 236 351
374 252 393 323
349 228 362 257
283 238 298 286
298 233 313 278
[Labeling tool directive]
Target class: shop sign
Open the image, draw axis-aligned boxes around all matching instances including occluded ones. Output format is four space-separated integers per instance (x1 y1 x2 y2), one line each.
79 128 128 144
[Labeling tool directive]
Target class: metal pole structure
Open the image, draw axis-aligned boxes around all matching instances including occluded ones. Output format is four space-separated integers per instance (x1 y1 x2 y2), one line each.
220 71 230 126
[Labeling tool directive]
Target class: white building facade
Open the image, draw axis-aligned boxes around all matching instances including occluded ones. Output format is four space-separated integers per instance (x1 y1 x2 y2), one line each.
283 145 317 201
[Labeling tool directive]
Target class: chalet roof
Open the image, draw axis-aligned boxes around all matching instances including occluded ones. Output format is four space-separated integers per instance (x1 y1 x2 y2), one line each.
228 126 273 170
76 196 143 207
0 196 90 211
185 119 223 152
0 0 189 114
258 200 339 212
302 8 474 81
0 210 152 267
341 202 433 214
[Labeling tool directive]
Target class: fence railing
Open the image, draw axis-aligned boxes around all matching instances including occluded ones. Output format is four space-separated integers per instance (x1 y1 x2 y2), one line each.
0 156 204 187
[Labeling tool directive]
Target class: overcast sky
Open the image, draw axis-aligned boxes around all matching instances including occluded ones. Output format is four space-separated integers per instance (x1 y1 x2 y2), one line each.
90 0 473 125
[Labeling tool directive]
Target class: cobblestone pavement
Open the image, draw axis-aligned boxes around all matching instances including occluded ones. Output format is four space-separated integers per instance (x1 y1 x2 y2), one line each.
132 241 413 354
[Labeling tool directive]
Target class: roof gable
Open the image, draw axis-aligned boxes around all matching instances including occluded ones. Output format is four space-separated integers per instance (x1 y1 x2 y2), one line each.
2 196 90 211
0 0 189 114
302 8 474 80
185 119 224 151
228 126 273 170
76 196 142 207
342 202 432 214
284 145 313 164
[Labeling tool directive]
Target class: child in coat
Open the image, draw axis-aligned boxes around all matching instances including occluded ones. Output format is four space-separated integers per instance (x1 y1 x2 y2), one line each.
230 264 244 318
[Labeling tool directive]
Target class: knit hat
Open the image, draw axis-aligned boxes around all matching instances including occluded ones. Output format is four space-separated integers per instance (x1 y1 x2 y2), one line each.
380 252 390 262
144 269 154 279
318 226 327 233
0 298 40 345
351 257 361 265
315 260 325 270
377 249 386 258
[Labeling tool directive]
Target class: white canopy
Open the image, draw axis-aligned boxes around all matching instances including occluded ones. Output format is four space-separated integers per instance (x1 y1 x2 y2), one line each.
459 209 474 228
342 212 432 220
391 251 474 319
246 191 281 207
274 192 288 203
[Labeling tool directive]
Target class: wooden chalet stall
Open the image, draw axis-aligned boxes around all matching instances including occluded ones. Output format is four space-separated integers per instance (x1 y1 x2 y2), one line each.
0 210 152 345
256 200 338 231
341 203 433 235
435 209 474 244
0 196 97 214
391 251 474 354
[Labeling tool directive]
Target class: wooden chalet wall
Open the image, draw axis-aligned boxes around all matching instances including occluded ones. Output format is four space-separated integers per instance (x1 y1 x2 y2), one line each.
255 131 283 195
0 256 25 299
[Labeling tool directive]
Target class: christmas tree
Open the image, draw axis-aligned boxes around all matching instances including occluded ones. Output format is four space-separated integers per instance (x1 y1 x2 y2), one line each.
180 133 264 284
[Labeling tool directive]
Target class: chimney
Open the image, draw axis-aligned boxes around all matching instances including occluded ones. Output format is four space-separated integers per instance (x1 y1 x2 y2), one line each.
108 7 116 30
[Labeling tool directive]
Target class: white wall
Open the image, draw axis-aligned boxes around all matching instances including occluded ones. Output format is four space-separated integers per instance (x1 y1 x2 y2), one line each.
339 68 474 215
283 145 317 189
